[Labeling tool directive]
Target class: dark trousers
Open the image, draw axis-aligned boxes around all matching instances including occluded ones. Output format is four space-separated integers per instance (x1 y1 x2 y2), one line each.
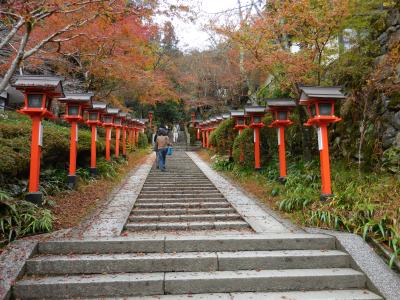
158 148 168 170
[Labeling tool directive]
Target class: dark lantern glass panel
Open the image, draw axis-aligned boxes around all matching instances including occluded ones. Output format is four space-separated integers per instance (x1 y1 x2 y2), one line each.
27 94 43 108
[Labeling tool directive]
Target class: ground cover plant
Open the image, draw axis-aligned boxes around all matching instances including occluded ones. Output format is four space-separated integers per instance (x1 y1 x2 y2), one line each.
204 147 400 268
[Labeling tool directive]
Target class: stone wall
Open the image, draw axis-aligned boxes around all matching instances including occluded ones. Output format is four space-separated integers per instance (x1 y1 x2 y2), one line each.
378 7 400 150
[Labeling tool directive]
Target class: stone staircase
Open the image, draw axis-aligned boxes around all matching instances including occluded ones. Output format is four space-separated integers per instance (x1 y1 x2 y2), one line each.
126 151 250 231
11 149 383 299
13 234 382 299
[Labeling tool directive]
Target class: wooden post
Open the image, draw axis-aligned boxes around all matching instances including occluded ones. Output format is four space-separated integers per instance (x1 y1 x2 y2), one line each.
319 124 332 196
254 127 261 170
68 121 78 187
105 126 111 161
122 127 127 158
90 125 97 174
28 116 42 194
278 126 287 179
115 127 120 158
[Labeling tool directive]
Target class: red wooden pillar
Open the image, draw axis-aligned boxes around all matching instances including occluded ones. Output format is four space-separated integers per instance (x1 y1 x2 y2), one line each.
90 125 97 172
254 127 261 169
29 116 42 195
69 121 78 185
122 126 127 158
319 125 332 195
105 126 112 161
115 127 120 158
278 126 287 178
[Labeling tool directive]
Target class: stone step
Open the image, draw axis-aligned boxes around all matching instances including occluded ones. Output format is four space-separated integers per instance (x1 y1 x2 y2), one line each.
125 220 249 231
14 268 365 299
142 184 215 188
111 290 383 300
144 181 212 185
134 202 231 209
25 250 350 275
37 234 336 255
135 198 227 203
129 213 242 222
138 193 223 199
142 186 218 191
130 208 235 215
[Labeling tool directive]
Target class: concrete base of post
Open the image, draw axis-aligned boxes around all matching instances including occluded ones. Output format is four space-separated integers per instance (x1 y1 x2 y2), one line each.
89 168 97 177
320 193 334 201
67 175 77 189
278 176 287 184
25 192 43 206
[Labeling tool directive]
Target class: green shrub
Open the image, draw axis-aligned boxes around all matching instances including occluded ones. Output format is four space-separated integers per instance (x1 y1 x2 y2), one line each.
188 127 197 145
212 155 234 171
232 128 255 168
138 132 149 149
209 119 236 155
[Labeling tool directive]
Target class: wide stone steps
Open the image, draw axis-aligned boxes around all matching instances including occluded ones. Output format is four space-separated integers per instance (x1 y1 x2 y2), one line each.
126 220 249 231
14 268 367 299
134 202 230 209
130 208 236 215
93 290 382 300
126 152 249 232
129 213 242 222
135 198 228 203
25 250 350 275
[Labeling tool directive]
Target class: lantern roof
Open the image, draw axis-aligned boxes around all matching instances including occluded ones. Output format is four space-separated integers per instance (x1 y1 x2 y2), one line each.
91 101 107 111
58 93 93 106
230 110 245 117
119 112 128 118
222 113 231 119
266 98 296 108
13 75 65 97
216 116 224 121
244 106 266 114
106 107 120 115
299 86 345 104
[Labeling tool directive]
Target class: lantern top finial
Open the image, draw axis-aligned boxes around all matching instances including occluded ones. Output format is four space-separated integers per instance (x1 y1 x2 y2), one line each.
13 75 65 97
299 86 345 104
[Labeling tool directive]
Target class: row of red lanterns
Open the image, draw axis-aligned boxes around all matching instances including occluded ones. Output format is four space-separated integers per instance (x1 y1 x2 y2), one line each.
13 75 147 204
196 86 345 201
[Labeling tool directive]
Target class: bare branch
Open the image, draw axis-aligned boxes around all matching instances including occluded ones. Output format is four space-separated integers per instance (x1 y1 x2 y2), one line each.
0 17 24 50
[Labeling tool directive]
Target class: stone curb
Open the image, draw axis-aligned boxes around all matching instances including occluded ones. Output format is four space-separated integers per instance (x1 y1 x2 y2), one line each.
0 240 37 300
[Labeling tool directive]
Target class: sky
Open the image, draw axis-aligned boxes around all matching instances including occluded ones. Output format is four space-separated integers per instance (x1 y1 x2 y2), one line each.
169 0 244 51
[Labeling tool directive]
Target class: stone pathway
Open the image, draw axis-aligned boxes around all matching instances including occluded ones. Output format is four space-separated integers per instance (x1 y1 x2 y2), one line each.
9 150 388 299
126 151 251 232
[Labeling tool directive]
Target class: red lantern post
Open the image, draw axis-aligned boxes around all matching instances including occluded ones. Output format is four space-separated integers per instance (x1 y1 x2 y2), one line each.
14 75 64 204
231 111 247 163
245 106 266 170
300 86 345 200
102 108 119 161
59 93 93 187
266 99 296 182
118 112 128 159
86 101 107 176
113 115 121 159
148 111 153 130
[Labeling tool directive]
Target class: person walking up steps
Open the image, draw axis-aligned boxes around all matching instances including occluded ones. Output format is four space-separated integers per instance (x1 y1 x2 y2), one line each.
156 128 171 172
172 124 179 143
